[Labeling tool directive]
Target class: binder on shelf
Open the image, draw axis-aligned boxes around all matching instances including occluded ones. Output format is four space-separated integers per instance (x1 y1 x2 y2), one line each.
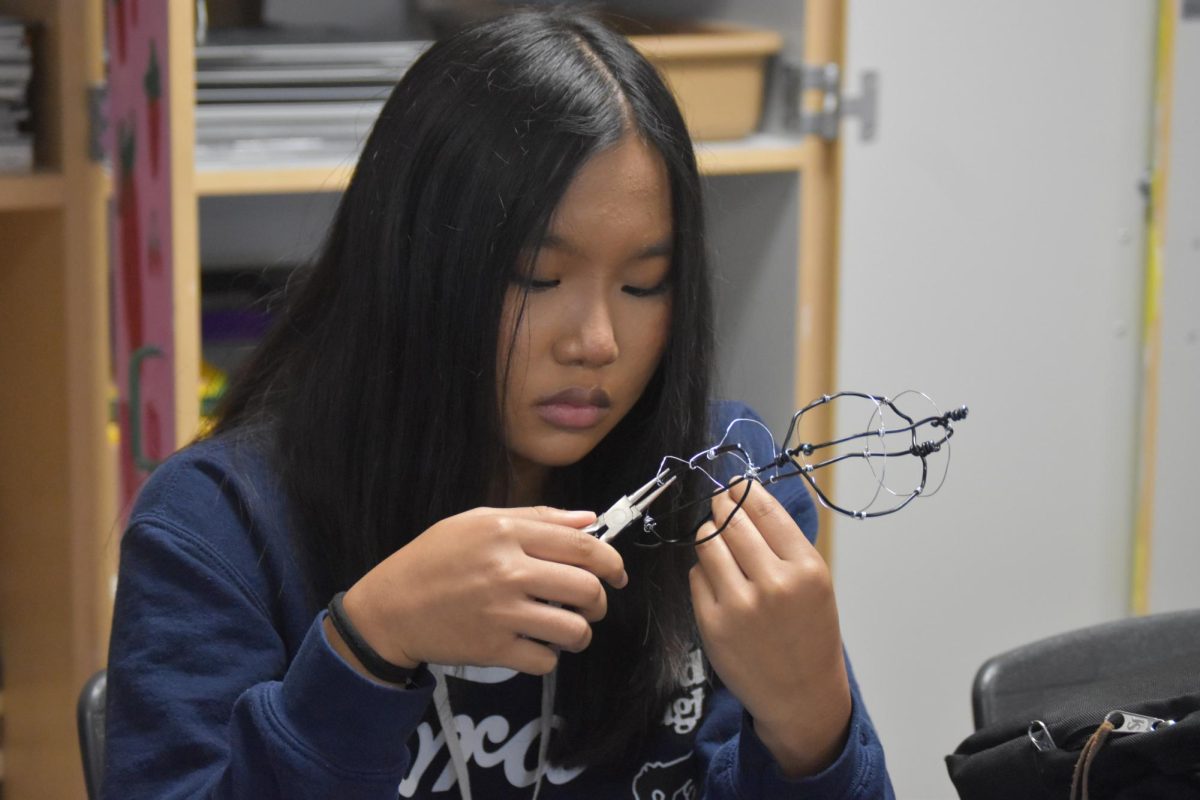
195 26 429 170
0 16 34 173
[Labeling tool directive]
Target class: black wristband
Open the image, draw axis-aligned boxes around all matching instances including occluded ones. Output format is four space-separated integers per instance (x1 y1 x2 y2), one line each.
327 591 419 685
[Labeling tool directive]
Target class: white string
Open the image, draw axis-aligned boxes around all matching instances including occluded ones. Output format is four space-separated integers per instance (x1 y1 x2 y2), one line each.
530 668 556 800
429 664 556 800
429 665 473 800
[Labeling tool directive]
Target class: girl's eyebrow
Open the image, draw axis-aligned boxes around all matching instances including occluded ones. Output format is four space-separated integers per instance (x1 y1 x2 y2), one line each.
635 240 673 259
540 232 673 260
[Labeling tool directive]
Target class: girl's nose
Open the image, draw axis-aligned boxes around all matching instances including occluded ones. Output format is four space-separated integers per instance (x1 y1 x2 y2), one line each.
554 295 619 368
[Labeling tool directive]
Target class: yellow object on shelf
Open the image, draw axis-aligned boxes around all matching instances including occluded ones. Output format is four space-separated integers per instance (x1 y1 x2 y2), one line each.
107 360 228 445
199 360 228 434
107 382 121 447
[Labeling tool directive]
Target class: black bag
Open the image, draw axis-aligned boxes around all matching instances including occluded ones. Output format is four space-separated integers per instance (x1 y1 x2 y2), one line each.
946 692 1200 799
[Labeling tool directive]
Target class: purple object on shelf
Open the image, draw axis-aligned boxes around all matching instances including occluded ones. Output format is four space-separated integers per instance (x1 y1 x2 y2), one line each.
202 308 273 342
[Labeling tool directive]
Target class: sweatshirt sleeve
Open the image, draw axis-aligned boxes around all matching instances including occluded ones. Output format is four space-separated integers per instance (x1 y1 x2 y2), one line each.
694 660 894 799
104 515 434 799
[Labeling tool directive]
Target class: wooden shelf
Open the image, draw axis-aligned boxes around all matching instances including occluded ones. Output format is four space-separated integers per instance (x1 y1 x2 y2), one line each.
695 133 808 175
193 133 807 197
196 162 355 196
0 0 110 794
0 172 66 211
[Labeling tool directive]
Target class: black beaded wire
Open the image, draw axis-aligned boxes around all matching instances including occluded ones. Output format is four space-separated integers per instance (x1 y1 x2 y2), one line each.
631 392 969 547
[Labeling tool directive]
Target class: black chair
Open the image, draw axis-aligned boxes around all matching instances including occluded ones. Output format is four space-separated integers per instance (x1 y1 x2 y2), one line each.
77 669 107 800
972 608 1200 730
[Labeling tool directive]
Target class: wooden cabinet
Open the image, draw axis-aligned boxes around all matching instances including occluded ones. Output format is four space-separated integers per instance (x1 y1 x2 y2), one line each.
0 2 843 797
0 3 113 798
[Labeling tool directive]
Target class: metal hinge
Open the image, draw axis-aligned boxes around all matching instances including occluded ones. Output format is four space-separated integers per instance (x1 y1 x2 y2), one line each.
783 62 878 142
87 83 107 162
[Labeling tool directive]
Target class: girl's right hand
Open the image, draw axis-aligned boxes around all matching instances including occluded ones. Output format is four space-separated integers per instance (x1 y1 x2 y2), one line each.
333 506 627 676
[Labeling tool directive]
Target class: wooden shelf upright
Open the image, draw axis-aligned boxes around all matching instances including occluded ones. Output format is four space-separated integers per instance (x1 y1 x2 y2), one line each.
0 2 114 798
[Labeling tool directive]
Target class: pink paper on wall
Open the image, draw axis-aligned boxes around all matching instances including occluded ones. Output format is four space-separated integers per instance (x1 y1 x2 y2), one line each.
108 0 175 515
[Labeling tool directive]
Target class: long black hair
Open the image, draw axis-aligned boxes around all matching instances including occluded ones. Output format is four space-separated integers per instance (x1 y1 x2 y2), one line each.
213 8 714 766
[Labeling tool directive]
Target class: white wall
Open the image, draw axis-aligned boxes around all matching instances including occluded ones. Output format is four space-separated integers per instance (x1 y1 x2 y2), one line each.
1148 5 1200 614
834 3 1157 797
705 173 799 437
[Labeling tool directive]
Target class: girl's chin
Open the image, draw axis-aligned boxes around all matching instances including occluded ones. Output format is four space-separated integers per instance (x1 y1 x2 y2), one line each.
522 446 595 469
515 434 605 469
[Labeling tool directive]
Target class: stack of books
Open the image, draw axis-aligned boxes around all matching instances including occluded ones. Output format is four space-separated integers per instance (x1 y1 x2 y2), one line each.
0 17 33 173
195 27 429 170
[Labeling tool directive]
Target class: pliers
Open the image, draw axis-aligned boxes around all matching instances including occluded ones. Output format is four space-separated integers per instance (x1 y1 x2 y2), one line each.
584 473 677 543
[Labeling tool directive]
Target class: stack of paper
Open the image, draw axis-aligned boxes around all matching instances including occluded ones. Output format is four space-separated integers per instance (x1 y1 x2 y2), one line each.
0 17 34 172
195 27 429 169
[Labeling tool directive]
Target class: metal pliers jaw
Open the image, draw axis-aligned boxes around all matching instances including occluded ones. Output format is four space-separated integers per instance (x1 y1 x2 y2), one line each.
584 473 678 543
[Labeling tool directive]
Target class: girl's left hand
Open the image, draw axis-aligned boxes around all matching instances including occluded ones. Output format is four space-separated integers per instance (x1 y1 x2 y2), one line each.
689 480 852 778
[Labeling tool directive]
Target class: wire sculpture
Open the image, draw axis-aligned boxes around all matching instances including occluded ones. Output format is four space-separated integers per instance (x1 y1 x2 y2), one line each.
636 391 969 547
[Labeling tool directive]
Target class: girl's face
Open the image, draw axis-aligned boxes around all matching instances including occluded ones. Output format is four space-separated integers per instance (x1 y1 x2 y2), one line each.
499 134 673 497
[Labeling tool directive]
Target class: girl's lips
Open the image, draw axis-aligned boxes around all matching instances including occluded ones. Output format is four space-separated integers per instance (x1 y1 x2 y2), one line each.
535 402 609 429
535 387 611 430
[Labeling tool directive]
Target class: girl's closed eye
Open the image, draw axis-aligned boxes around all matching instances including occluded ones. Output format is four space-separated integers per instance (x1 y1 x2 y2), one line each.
623 279 670 298
511 274 560 291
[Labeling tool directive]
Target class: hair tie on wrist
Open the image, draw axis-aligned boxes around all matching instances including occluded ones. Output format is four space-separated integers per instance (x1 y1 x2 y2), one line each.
327 591 420 685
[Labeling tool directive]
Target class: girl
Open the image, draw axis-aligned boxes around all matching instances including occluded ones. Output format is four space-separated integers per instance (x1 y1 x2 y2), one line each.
104 9 893 799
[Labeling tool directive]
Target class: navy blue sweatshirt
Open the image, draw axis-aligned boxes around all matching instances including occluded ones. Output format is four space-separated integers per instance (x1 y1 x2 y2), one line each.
105 402 893 799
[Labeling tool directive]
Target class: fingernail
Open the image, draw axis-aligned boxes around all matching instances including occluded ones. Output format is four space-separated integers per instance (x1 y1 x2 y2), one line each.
617 570 630 588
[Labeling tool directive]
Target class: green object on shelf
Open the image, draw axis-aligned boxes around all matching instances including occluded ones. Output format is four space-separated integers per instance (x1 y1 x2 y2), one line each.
129 344 164 472
200 393 223 418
